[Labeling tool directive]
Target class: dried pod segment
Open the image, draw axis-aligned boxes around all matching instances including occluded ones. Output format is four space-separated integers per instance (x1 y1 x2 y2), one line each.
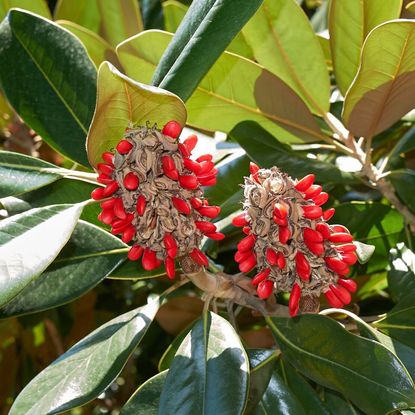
233 163 357 317
92 121 222 277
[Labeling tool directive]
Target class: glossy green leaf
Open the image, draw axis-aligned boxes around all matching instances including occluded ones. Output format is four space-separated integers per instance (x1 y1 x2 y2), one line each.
152 0 262 101
141 0 164 30
329 0 402 95
97 0 143 46
54 0 101 33
0 204 83 308
388 243 415 303
267 314 415 414
159 311 249 415
108 258 171 280
389 169 415 212
57 20 119 68
0 151 61 198
229 121 351 184
375 295 415 349
243 0 330 115
117 31 326 143
246 349 278 415
0 0 51 20
0 91 12 129
0 220 126 318
121 370 167 415
10 298 160 415
343 20 415 139
321 389 364 415
0 9 97 166
86 61 186 168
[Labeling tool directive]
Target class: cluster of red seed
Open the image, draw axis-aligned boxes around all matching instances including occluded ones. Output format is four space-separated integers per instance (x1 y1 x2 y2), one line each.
233 163 358 316
91 121 222 278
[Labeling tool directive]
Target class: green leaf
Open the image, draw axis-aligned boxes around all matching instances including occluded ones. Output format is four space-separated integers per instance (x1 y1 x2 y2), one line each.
0 204 83 308
0 151 61 198
10 298 160 415
388 243 415 303
97 0 143 46
0 91 12 129
162 0 187 32
121 370 167 415
158 311 249 415
229 121 351 184
57 20 119 68
246 349 278 415
151 0 262 101
329 0 402 96
0 0 51 20
375 295 415 349
54 0 101 33
86 61 186 168
267 314 415 414
117 31 327 143
389 169 415 212
141 0 164 30
0 9 97 166
243 0 330 115
321 389 365 415
343 20 415 139
0 220 126 318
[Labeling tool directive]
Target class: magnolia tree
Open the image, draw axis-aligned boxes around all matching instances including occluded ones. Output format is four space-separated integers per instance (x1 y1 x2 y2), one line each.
0 0 415 414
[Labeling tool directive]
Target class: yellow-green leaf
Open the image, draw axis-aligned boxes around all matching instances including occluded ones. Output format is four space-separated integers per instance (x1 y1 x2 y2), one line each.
54 0 101 33
329 0 402 95
343 20 415 139
0 0 50 20
86 61 186 168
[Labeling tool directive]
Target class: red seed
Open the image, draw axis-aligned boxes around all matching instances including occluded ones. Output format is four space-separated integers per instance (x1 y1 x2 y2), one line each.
324 288 343 308
190 248 209 267
322 208 335 221
330 284 352 305
303 227 323 243
122 226 135 243
102 152 114 165
198 177 217 186
338 278 357 293
114 198 127 220
242 226 251 235
172 197 191 215
337 266 351 276
179 174 198 189
235 249 252 263
289 283 301 317
336 244 357 253
142 248 160 271
295 174 315 192
341 252 358 265
313 192 329 206
232 212 249 227
184 134 198 152
273 216 288 226
124 172 139 190
100 208 115 225
102 181 119 197
249 162 260 175
178 143 191 158
97 174 114 185
97 163 113 176
205 232 225 241
199 206 220 218
237 234 256 252
331 224 350 233
190 197 203 209
274 202 288 218
161 155 176 172
196 154 213 163
266 248 279 266
325 257 348 273
329 233 353 243
162 120 182 138
277 252 286 269
165 168 179 181
165 257 176 280
199 161 215 175
163 233 177 251
252 268 271 286
302 205 323 219
304 185 322 199
316 223 330 239
239 254 257 273
91 187 105 200
306 241 325 256
136 195 146 216
101 198 117 209
183 158 202 174
257 280 274 299
279 226 291 244
296 252 311 281
195 221 216 233
116 139 133 154
128 245 144 261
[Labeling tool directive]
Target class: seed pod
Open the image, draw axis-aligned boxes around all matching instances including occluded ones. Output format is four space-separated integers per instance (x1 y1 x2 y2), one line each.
102 181 119 197
195 221 216 233
91 187 105 200
190 248 209 267
116 140 133 154
128 245 144 261
97 163 114 176
304 185 322 199
338 278 357 293
102 152 114 165
184 134 198 152
295 174 315 192
274 201 288 218
279 226 291 244
252 268 271 286
237 234 256 252
329 233 353 243
313 192 328 206
303 227 323 242
172 197 191 215
324 288 343 308
165 257 176 279
235 249 252 263
232 213 249 227
179 174 198 189
330 284 352 305
316 223 330 239
322 208 335 221
199 206 220 218
205 232 225 241
289 283 301 317
142 248 160 271
239 254 257 273
257 280 274 299
266 248 279 266
114 198 127 220
162 120 182 138
136 195 146 216
302 205 323 219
